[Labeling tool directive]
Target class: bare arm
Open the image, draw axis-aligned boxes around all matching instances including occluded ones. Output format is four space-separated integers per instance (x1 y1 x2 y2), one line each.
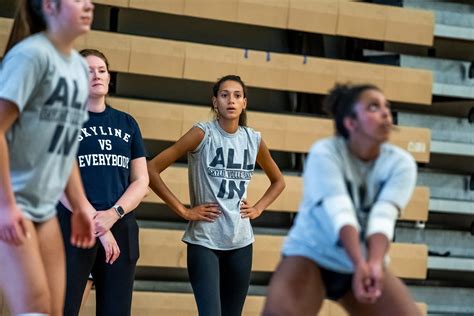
240 139 285 219
63 161 95 216
148 127 220 221
340 225 380 303
367 233 389 266
0 100 28 245
0 100 18 211
94 157 149 235
113 157 149 213
339 225 364 267
63 161 96 248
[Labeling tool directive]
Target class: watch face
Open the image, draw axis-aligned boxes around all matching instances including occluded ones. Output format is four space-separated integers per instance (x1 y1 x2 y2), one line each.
117 206 125 215
115 205 125 216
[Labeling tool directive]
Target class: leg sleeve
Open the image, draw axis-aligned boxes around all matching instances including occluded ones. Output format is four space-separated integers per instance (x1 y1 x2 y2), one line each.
220 244 253 316
187 243 221 316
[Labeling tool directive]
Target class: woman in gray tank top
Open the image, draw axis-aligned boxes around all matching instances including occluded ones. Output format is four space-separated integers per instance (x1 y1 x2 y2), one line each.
148 75 285 316
0 1 95 315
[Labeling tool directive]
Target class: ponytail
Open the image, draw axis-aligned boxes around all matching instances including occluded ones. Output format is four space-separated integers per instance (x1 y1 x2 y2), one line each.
5 0 46 53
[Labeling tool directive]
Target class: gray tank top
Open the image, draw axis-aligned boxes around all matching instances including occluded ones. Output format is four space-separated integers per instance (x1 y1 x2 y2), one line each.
182 121 261 250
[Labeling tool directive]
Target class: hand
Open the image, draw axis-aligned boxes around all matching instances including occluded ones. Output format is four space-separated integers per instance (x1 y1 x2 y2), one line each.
184 203 220 222
71 208 95 249
94 209 119 237
352 261 381 304
367 259 384 298
99 231 120 264
240 200 262 219
0 204 29 246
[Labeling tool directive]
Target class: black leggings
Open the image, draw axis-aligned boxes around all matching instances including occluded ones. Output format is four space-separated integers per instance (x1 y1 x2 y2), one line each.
57 205 139 316
187 243 253 316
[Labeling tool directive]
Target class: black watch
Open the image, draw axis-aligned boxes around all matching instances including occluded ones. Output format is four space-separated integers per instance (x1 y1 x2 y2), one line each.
113 205 125 219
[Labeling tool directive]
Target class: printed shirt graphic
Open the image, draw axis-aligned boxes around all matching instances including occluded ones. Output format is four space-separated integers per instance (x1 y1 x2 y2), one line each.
76 106 146 210
283 137 417 273
0 33 89 222
183 121 261 250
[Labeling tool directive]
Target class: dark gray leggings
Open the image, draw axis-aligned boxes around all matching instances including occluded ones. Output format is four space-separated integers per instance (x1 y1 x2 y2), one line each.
187 243 253 316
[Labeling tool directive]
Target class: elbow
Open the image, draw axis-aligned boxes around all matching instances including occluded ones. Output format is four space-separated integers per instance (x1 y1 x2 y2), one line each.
274 176 286 194
143 176 150 194
144 172 150 187
134 175 150 198
280 177 286 192
146 160 154 176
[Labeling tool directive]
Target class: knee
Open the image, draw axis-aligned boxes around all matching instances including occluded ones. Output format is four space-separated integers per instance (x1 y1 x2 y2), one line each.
28 288 52 314
262 296 296 316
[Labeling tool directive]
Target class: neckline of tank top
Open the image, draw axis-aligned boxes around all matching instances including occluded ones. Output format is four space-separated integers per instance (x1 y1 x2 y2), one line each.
213 120 242 138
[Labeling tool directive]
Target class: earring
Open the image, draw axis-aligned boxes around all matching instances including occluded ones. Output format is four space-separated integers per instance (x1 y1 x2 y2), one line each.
214 108 219 120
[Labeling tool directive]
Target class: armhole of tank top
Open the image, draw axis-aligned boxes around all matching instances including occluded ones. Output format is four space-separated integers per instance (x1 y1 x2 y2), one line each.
242 126 260 149
190 123 208 154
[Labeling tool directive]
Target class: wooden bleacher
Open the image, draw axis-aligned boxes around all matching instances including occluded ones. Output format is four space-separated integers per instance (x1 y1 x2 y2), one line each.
0 7 432 314
106 95 430 221
0 17 434 105
136 229 427 279
116 90 429 313
142 165 429 222
107 97 432 163
0 18 12 55
92 0 434 46
76 228 428 316
81 291 428 316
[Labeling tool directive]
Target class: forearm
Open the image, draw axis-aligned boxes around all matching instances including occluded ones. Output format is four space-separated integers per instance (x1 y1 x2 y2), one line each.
64 162 94 215
0 135 16 207
252 178 285 213
367 233 389 265
113 177 149 215
149 170 188 218
340 225 365 267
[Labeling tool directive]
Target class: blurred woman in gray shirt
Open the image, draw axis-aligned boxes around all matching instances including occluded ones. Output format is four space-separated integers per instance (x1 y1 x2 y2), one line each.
263 83 420 316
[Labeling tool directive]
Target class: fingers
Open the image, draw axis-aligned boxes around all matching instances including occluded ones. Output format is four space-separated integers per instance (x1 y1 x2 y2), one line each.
8 227 21 246
85 232 95 248
203 204 220 213
71 236 82 248
101 236 120 264
94 230 106 237
105 243 112 263
71 228 95 249
355 277 379 304
73 236 95 249
0 217 29 246
240 208 260 219
196 204 221 222
3 228 15 245
353 267 378 304
18 217 30 240
110 244 120 264
94 222 107 236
